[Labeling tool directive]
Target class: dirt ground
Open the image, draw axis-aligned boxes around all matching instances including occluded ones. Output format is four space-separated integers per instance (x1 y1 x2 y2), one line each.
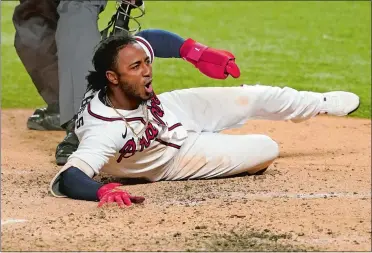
1 109 371 251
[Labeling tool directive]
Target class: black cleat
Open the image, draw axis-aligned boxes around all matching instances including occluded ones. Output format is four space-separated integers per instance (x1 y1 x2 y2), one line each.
27 105 63 131
55 119 79 166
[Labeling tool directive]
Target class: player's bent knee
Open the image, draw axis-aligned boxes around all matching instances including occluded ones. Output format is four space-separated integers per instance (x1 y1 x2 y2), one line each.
247 158 275 175
246 136 279 175
265 136 280 161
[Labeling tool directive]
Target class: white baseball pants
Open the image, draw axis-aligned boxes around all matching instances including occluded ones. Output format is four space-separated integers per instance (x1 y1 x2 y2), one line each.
156 84 324 181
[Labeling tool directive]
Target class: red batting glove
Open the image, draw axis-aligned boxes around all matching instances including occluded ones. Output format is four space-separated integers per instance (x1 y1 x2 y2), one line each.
180 38 241 80
97 183 145 208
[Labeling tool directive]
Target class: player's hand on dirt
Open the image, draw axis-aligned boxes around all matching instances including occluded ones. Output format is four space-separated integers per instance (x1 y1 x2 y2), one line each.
97 183 145 208
180 38 241 80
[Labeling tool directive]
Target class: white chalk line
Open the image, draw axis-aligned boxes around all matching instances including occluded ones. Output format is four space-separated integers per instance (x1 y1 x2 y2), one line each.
1 170 34 175
300 236 370 245
1 219 28 226
229 191 372 200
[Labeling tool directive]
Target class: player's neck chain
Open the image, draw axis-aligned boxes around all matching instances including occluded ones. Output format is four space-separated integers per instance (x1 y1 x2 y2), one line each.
105 94 149 142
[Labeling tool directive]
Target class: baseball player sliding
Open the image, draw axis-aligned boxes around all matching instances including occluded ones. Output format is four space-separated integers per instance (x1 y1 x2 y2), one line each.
49 32 360 208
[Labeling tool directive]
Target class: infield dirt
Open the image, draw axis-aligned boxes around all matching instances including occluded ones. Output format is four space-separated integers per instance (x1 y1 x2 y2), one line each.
1 109 371 251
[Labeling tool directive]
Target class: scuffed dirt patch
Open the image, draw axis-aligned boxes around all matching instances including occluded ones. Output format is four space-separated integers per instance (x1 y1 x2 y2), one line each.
200 229 313 252
1 109 371 251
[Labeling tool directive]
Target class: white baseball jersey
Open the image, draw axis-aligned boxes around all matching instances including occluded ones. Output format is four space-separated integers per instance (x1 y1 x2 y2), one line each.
67 90 188 177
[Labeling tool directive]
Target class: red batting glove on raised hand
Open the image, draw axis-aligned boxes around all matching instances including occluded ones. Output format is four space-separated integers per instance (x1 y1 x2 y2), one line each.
97 183 145 208
180 38 241 80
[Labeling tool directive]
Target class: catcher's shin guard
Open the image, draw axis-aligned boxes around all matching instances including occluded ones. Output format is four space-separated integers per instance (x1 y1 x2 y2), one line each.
101 0 145 39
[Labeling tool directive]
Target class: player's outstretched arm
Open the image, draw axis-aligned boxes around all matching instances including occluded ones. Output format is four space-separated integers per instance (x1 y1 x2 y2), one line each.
51 123 145 207
59 167 145 207
137 29 240 80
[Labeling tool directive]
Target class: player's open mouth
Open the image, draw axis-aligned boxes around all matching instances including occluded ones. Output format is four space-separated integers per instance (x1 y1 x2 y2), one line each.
145 81 153 93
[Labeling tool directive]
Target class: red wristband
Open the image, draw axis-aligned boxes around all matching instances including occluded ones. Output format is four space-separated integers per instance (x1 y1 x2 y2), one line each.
180 38 208 65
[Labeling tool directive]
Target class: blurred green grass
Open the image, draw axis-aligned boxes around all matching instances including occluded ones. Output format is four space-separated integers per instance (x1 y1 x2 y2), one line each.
1 1 370 118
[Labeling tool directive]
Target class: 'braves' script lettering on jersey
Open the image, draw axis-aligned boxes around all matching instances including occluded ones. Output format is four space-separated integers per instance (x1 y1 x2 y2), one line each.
149 94 165 126
117 94 168 163
117 138 136 162
117 122 159 162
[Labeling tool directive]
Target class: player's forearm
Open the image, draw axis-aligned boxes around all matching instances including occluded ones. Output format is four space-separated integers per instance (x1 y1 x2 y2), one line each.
137 29 185 58
59 167 103 201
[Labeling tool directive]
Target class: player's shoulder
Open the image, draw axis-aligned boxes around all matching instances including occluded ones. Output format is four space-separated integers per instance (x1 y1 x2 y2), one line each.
75 113 128 148
74 91 125 135
79 90 123 122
